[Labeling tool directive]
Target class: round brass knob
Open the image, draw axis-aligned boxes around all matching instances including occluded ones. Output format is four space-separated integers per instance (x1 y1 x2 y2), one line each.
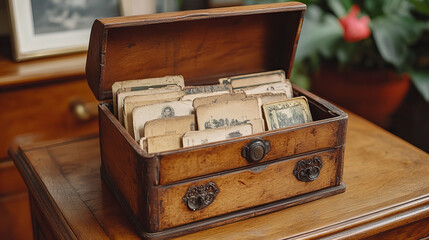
69 100 98 121
241 139 271 163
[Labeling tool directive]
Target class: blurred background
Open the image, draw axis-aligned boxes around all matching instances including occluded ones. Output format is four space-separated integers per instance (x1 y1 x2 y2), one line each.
0 0 428 239
179 0 429 153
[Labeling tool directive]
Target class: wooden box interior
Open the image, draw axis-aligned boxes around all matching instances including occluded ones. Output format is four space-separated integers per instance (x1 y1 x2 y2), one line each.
101 87 340 131
98 85 346 182
86 3 306 100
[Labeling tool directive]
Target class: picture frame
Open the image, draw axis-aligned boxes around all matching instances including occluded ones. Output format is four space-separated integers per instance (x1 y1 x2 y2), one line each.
7 0 119 61
120 0 156 16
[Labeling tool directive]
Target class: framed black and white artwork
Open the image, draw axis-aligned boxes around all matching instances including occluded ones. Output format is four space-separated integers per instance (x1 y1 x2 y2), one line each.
8 0 119 61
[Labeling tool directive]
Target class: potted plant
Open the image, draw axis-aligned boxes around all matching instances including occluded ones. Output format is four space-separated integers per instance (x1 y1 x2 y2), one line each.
290 0 429 126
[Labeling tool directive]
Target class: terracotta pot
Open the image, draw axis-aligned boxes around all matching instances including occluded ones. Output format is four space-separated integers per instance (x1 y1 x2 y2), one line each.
311 66 410 126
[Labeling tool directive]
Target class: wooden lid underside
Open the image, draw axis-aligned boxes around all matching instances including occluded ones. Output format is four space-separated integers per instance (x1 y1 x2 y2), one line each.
86 2 306 100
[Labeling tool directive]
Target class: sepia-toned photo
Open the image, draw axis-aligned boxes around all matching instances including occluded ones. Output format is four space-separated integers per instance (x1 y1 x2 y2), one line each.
270 105 305 128
183 124 253 148
203 117 250 129
263 97 313 130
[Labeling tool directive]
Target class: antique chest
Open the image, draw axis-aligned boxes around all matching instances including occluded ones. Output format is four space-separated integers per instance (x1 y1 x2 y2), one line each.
85 2 347 239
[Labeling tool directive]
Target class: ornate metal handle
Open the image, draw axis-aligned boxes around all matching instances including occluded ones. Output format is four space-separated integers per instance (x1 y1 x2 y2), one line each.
69 100 98 121
293 157 323 182
241 139 271 163
183 182 219 211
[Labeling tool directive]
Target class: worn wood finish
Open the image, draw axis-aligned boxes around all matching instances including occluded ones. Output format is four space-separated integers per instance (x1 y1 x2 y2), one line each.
0 78 98 160
0 37 97 161
362 218 429 240
97 85 346 234
158 86 346 184
0 161 26 195
157 148 341 229
102 166 345 239
0 192 32 240
98 102 160 232
12 137 109 240
0 39 86 89
30 195 61 240
10 113 429 239
98 86 347 186
86 3 350 237
86 2 305 100
0 161 33 240
159 121 339 184
98 103 142 216
0 36 98 240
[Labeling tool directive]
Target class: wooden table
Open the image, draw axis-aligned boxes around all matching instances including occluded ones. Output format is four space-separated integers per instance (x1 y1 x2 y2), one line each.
0 36 98 240
10 113 429 240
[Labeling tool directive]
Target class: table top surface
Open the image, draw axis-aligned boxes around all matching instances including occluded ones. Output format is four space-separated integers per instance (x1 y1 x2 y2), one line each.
10 112 429 240
0 37 86 89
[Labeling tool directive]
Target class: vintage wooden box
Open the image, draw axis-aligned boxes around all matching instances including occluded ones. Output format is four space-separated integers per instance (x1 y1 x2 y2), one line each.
85 2 347 239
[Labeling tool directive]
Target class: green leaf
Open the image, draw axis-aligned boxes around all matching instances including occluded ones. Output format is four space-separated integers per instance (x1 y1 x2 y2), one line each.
409 70 429 102
327 0 347 17
305 3 323 21
382 0 411 16
410 0 429 15
290 61 311 90
364 0 385 17
295 5 343 61
338 0 352 11
371 15 424 68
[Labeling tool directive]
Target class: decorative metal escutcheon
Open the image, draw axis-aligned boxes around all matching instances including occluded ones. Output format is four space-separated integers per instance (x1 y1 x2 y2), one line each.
241 139 271 163
293 157 323 182
182 182 219 211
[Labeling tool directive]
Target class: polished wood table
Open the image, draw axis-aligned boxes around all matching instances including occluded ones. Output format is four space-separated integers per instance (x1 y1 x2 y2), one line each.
0 36 98 240
10 113 429 240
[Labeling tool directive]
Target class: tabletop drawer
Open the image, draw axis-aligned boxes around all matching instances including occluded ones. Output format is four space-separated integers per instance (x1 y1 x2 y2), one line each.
156 147 342 230
1 78 98 160
159 119 343 185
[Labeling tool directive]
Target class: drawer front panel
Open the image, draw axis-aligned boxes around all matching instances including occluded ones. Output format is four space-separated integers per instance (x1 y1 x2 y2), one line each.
0 79 98 159
159 119 346 184
157 148 341 230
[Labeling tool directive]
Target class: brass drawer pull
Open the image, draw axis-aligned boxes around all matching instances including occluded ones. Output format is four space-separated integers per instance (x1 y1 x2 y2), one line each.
293 157 323 182
241 138 271 163
69 100 98 121
183 182 219 211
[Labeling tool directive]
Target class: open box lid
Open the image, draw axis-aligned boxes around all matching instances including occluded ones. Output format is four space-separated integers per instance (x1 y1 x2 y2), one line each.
86 2 306 101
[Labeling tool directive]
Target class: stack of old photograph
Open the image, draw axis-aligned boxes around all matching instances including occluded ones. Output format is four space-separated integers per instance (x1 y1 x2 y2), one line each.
112 70 313 153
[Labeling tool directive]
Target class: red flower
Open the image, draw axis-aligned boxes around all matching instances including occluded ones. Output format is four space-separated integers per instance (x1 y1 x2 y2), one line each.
339 5 371 42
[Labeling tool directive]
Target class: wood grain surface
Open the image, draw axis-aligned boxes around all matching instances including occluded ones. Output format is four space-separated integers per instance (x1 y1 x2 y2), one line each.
0 192 32 240
0 37 86 89
96 83 346 236
157 148 340 229
159 119 343 184
86 2 305 100
10 112 429 239
0 78 98 160
0 161 26 195
0 36 97 240
0 162 31 239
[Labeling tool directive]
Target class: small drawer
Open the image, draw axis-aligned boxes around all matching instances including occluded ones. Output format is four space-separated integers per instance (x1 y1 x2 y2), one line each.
156 148 342 230
1 79 98 159
158 118 343 185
